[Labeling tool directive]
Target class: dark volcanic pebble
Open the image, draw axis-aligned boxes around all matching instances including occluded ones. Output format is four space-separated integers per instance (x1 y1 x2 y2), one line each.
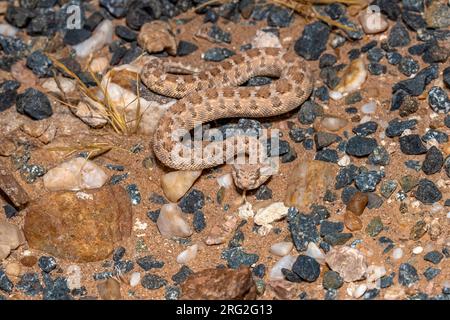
428 86 450 114
387 52 402 65
26 51 53 77
368 63 387 75
126 184 141 205
292 255 320 282
355 171 382 192
193 210 206 232
255 185 273 200
322 271 343 290
3 204 18 219
323 233 353 246
385 118 417 137
141 274 168 290
38 256 57 273
423 267 441 281
422 129 448 144
63 29 92 46
414 179 442 204
298 100 323 124
421 146 443 175
319 221 344 237
0 271 13 293
203 47 235 61
136 255 165 271
294 21 330 61
319 54 337 68
221 247 259 269
423 251 444 265
16 88 53 120
393 64 439 96
335 164 359 189
398 56 419 76
444 67 450 88
399 135 427 155
115 25 137 42
100 0 129 18
287 208 319 251
346 136 377 157
177 40 198 56
367 47 384 62
368 146 390 165
252 264 266 278
315 149 338 163
17 273 43 296
0 80 20 112
388 22 411 47
353 121 378 136
399 263 419 286
112 247 126 262
172 265 193 285
179 189 205 213
165 286 181 300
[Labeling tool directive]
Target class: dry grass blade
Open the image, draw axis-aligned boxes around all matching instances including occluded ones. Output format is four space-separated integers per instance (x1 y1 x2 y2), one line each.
48 56 143 135
46 142 116 159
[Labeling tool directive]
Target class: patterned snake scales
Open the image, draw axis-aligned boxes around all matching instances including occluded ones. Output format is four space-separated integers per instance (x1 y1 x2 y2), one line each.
141 47 314 189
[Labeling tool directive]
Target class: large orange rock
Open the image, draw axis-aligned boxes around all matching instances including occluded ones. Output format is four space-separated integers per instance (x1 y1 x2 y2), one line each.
24 185 132 262
284 160 338 210
181 267 257 300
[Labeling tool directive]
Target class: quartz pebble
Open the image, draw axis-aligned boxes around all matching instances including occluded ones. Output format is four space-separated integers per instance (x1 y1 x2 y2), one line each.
129 272 141 287
325 246 367 282
270 242 293 257
176 244 199 264
160 170 202 203
254 202 288 227
0 222 26 261
392 248 404 260
156 204 193 239
269 255 297 280
43 158 109 192
217 174 233 189
330 58 367 100
73 20 114 58
359 9 389 34
305 242 326 265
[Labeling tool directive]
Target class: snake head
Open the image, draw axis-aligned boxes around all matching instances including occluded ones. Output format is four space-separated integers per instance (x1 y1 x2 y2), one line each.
231 162 272 191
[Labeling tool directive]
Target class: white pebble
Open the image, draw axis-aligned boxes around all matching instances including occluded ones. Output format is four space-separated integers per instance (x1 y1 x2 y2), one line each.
329 90 343 101
353 284 368 298
156 203 193 239
392 248 404 260
366 265 386 282
251 29 282 48
129 272 141 287
305 242 326 265
321 116 348 132
161 170 202 202
361 101 377 114
431 203 443 213
338 155 351 167
217 173 233 189
73 20 113 58
447 211 450 219
254 202 288 226
269 255 296 281
0 23 19 37
43 158 109 191
270 242 293 257
176 244 198 264
412 246 423 254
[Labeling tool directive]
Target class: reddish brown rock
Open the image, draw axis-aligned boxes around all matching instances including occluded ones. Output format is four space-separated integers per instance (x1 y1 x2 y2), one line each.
0 163 30 208
284 160 338 211
24 185 132 262
181 267 257 300
344 211 363 231
20 255 38 267
97 278 122 300
346 192 368 216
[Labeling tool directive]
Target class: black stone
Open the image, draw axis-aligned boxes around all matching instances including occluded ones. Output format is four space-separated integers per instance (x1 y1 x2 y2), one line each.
100 0 129 18
115 25 137 42
368 62 387 75
345 91 362 105
141 274 168 290
294 21 330 61
298 100 323 125
323 233 353 246
126 0 162 30
0 270 13 293
373 0 401 20
347 48 361 60
38 256 57 273
203 47 235 62
361 40 377 53
16 88 52 120
386 52 402 65
346 136 377 157
388 22 411 47
415 179 442 204
63 28 92 46
335 164 359 189
399 263 419 286
368 146 390 165
193 210 206 232
341 186 358 204
444 67 450 89
113 247 126 262
315 149 338 163
26 50 53 77
292 255 320 282
146 209 160 222
267 5 292 28
428 86 450 114
402 10 426 31
367 47 384 62
17 273 43 296
41 274 71 300
314 132 339 150
178 189 205 213
399 134 427 155
0 80 19 112
287 208 319 251
136 255 164 271
319 53 337 69
322 270 343 290
422 146 443 175
172 265 193 284
255 185 272 200
423 251 444 264
393 64 439 96
353 121 378 136
126 183 141 205
252 264 266 278
380 272 395 288
423 267 441 281
398 56 419 77
319 221 344 237
385 118 417 137
177 40 198 56
355 171 382 192
422 129 449 144
314 85 329 101
221 247 259 269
